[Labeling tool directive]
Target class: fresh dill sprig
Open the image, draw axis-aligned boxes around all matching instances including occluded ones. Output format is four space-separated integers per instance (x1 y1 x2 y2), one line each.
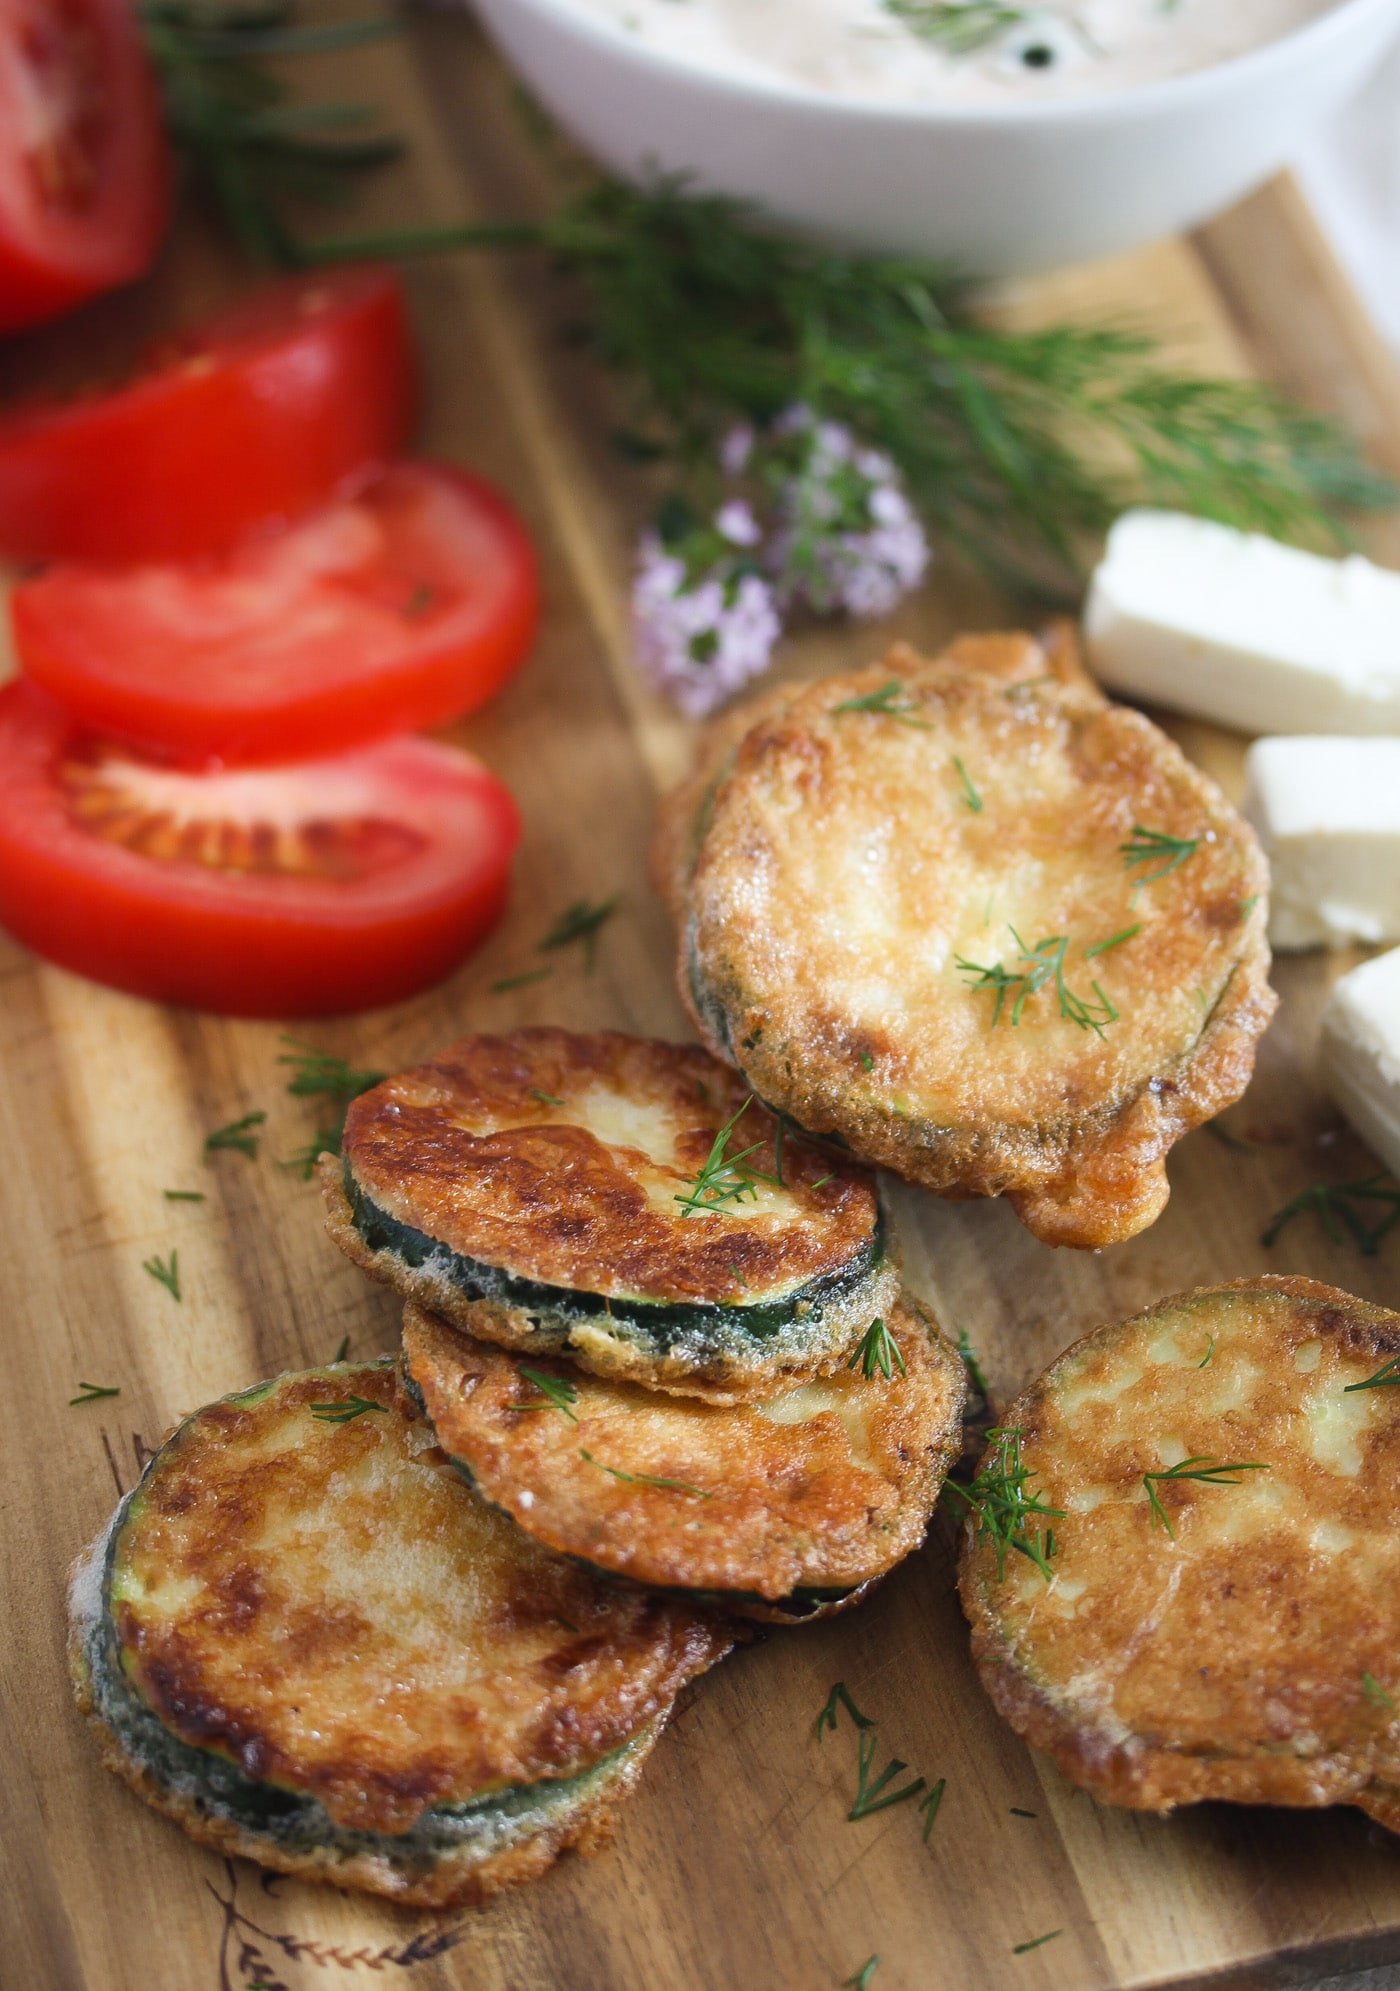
538 895 620 971
163 1188 206 1202
815 1682 875 1740
1199 1334 1215 1369
278 1126 346 1181
848 1727 926 1820
1120 825 1201 896
884 1 1027 55
142 1251 181 1301
952 755 983 812
956 1325 990 1398
1142 1456 1270 1537
1084 923 1140 959
1013 1931 1063 1956
957 928 1118 1038
277 1036 385 1100
330 1335 351 1363
510 1368 580 1422
1363 1672 1396 1712
69 1381 121 1407
1262 1173 1400 1256
919 1777 946 1840
843 1959 881 1991
203 1110 266 1160
1010 1806 1038 1818
491 967 553 994
310 1395 388 1424
832 680 931 728
1345 1357 1400 1393
579 1449 713 1497
530 1088 564 1107
848 1317 906 1381
674 1097 776 1216
944 1426 1062 1580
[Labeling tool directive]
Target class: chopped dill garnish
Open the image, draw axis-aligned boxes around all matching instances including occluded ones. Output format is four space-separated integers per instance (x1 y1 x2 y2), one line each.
957 928 1117 1038
1345 1357 1400 1393
69 1380 120 1407
203 1111 265 1161
810 1173 835 1190
1363 1672 1395 1712
832 680 931 728
858 1049 875 1072
530 1088 564 1106
843 1958 880 1991
674 1096 776 1216
1263 1174 1400 1256
538 895 619 970
491 967 553 994
1119 825 1201 896
278 1126 345 1181
579 1449 712 1497
277 1037 385 1100
330 1335 351 1363
944 1426 1062 1580
1010 1806 1038 1818
1084 923 1140 959
510 1368 580 1423
1199 1334 1215 1369
1013 1931 1063 1956
956 1325 990 1398
848 1727 926 1820
884 2 1028 55
310 1395 388 1424
1143 1456 1270 1537
815 1681 875 1739
919 1778 946 1840
952 755 983 812
1239 894 1260 921
849 1317 906 1382
142 1250 181 1301
163 1188 205 1203
728 1264 749 1289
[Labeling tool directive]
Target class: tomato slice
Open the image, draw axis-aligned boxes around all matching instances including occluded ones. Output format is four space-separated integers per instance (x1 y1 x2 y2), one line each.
0 0 170 333
0 681 521 1016
0 265 415 561
13 461 540 764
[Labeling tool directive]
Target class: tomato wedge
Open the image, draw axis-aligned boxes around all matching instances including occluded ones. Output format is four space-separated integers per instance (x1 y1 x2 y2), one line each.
0 0 170 333
0 681 520 1016
13 461 539 764
0 265 415 561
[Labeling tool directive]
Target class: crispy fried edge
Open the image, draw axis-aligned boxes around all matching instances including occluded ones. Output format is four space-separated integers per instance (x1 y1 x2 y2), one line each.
319 1153 902 1405
957 1275 1400 1818
678 663 1275 1250
401 1292 967 1605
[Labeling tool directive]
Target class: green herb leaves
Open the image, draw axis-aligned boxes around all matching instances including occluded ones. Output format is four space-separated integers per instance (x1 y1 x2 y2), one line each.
816 1682 875 1739
1363 1672 1396 1712
142 1250 181 1301
952 756 983 812
276 1035 385 1179
1262 1174 1400 1256
1142 1456 1269 1538
309 1395 389 1424
832 680 931 728
204 1111 266 1161
69 1381 121 1407
884 1 1028 54
674 1096 776 1216
849 1726 926 1820
945 1426 1062 1581
957 929 1117 1038
848 1317 906 1382
510 1369 581 1423
579 1450 713 1498
1120 825 1200 896
1345 1357 1400 1394
539 895 619 971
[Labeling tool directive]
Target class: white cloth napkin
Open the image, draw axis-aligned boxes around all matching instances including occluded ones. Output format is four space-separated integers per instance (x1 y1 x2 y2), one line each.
1298 35 1400 354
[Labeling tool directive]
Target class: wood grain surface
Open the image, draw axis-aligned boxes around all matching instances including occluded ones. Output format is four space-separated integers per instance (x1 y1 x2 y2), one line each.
2 14 1400 1990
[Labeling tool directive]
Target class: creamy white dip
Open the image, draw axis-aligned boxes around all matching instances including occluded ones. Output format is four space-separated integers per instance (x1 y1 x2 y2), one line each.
564 0 1337 105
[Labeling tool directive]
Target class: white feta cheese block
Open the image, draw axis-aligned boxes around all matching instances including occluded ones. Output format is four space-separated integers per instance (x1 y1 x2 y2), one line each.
1319 946 1400 1181
1243 736 1400 951
1084 510 1400 736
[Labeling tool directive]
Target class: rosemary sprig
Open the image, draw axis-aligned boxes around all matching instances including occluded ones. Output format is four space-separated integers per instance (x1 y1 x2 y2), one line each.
848 1727 926 1820
952 755 983 812
832 680 931 728
884 1 1027 54
848 1317 906 1382
919 1778 947 1841
538 895 620 971
1120 825 1201 895
957 929 1117 1038
1262 1174 1400 1256
579 1449 713 1497
69 1381 121 1407
1143 1456 1270 1537
203 1110 266 1161
310 1395 388 1424
816 1682 875 1739
510 1368 580 1422
143 1250 181 1301
945 1426 1062 1580
1345 1357 1400 1393
674 1097 776 1216
1363 1672 1395 1712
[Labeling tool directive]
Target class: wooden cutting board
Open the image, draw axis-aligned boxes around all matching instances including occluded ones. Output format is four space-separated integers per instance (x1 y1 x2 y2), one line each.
4 14 1400 1990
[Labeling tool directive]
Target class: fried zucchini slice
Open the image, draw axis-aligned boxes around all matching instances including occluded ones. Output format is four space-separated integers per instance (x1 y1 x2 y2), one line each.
958 1278 1400 1824
325 1029 898 1401
402 1292 966 1620
68 1363 728 1908
678 653 1273 1248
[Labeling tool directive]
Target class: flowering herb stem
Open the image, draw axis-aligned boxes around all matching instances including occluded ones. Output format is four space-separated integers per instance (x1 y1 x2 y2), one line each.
944 1426 1062 1581
848 1317 906 1381
1143 1457 1270 1537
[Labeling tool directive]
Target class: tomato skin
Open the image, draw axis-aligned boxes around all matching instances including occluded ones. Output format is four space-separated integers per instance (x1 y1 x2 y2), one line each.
0 682 521 1016
12 462 539 764
0 0 171 332
0 267 416 561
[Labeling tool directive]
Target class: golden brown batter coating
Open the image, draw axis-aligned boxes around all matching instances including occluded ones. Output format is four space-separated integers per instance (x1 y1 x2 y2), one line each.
959 1278 1400 1820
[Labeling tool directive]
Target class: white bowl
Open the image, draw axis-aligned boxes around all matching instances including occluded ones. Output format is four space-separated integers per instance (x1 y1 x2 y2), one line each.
468 0 1400 276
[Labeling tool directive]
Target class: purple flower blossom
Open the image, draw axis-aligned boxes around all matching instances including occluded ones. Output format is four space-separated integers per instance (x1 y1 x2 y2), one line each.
767 408 929 618
632 515 780 719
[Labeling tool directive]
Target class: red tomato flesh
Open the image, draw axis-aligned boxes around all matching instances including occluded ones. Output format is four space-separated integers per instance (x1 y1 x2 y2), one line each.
0 680 521 1016
13 461 539 764
0 0 170 332
0 265 415 561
